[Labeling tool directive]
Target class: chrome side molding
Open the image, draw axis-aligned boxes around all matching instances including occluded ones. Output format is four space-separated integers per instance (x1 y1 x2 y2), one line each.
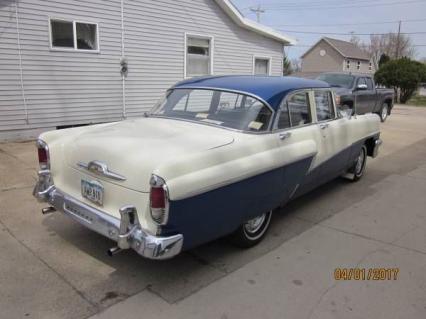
78 160 126 181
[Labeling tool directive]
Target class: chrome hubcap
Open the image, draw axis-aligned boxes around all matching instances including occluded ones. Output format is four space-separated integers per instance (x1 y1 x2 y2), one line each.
382 105 388 120
244 214 266 234
355 149 365 175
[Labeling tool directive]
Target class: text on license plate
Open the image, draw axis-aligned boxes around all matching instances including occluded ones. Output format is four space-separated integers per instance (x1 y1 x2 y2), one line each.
81 180 104 206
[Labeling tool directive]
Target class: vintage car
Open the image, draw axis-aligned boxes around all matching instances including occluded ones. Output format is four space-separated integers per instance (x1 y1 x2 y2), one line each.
33 76 382 260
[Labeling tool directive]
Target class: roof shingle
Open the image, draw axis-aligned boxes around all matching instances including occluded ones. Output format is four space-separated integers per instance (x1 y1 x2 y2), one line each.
323 37 371 60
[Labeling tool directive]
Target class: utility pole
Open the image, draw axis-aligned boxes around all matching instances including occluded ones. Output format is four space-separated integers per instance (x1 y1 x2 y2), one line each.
395 20 401 58
250 5 265 23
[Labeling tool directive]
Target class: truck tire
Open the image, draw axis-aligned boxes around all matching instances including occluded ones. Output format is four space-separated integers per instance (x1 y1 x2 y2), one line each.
379 103 389 122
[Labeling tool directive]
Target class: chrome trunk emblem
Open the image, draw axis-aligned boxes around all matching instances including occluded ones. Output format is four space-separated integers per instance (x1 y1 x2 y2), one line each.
78 160 126 181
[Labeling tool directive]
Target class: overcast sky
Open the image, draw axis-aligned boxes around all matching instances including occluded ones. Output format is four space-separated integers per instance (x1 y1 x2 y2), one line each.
231 0 426 61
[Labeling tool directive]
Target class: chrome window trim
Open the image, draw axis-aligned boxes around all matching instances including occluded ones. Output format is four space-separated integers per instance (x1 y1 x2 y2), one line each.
149 87 275 134
273 88 314 131
312 88 338 123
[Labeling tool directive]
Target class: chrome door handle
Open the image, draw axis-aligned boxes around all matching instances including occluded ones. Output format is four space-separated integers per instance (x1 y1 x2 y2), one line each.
279 132 292 140
320 123 329 130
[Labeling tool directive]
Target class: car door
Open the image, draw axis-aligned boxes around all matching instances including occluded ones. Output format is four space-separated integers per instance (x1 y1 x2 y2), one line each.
353 77 368 114
273 90 325 201
364 77 378 112
313 89 352 182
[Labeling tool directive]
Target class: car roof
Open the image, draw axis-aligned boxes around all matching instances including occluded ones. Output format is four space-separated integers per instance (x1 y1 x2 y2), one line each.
172 75 330 111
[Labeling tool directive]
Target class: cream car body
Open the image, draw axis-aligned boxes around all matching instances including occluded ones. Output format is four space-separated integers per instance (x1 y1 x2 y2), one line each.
33 76 381 259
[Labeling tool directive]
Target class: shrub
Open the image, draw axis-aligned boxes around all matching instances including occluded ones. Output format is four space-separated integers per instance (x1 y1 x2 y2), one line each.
375 58 426 103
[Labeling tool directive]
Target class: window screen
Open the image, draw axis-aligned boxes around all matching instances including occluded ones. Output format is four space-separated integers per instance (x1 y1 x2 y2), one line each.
254 58 269 75
314 91 335 121
277 92 311 129
186 37 211 77
50 20 74 48
76 22 97 50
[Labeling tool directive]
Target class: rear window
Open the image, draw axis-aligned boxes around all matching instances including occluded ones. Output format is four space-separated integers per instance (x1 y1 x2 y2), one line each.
317 74 355 89
150 89 273 132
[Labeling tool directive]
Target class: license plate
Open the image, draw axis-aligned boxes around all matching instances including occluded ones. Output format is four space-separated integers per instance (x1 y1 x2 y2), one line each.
81 180 104 206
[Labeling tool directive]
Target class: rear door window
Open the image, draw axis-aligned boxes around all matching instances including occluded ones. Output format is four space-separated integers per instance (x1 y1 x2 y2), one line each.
277 92 311 129
314 91 335 121
365 78 374 90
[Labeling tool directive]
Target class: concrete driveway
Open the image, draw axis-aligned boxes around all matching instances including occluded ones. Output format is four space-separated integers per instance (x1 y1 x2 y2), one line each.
1 105 426 319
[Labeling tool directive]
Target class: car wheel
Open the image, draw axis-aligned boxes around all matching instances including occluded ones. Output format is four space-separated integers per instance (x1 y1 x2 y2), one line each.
379 103 389 122
229 211 273 248
348 145 367 182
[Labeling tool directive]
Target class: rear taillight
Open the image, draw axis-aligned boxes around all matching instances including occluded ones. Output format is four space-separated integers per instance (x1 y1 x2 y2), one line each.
36 139 50 170
149 175 169 225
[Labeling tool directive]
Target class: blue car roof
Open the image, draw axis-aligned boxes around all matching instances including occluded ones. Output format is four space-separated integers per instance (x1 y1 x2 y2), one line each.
172 75 330 111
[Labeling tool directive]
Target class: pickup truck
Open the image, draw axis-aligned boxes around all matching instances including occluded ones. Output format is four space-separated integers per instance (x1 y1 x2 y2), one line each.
316 73 394 122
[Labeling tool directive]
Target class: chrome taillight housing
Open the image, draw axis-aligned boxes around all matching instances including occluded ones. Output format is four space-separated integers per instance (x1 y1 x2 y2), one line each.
36 139 50 170
149 174 169 225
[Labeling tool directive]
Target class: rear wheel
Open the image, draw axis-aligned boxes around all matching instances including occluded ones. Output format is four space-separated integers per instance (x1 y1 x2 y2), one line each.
347 145 367 182
379 103 389 122
229 211 272 248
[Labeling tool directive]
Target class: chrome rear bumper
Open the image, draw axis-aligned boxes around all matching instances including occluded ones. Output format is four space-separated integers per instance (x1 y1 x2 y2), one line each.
33 171 183 260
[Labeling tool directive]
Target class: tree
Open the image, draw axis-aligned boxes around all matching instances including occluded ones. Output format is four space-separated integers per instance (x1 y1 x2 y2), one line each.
375 58 426 103
351 33 416 70
283 56 292 75
378 54 390 68
291 58 302 73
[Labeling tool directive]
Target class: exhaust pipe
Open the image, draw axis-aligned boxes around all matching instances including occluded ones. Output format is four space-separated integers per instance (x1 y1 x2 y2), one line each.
42 206 56 215
107 247 122 257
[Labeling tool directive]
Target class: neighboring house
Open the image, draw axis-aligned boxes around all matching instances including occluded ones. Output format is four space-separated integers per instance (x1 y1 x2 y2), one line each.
299 37 374 78
0 0 295 141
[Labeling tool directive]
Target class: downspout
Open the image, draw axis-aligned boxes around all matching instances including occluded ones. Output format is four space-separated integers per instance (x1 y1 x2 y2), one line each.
15 1 29 124
121 0 126 119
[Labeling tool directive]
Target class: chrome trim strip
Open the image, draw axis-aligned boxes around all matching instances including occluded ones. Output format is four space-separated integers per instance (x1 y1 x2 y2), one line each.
77 160 126 181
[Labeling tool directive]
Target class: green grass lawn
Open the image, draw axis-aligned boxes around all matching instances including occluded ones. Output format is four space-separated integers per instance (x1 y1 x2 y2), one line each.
407 94 426 106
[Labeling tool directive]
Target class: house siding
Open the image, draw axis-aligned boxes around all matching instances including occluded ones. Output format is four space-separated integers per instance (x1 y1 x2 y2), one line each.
301 40 344 74
301 39 375 76
0 0 284 139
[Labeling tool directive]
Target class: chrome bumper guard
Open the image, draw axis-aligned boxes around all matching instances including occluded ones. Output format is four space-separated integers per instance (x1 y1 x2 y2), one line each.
33 171 183 260
372 138 383 158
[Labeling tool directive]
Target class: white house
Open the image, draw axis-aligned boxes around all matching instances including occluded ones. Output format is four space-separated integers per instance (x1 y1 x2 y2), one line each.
0 0 295 140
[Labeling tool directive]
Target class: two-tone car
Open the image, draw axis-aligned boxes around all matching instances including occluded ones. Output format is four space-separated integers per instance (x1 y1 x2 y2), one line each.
33 76 382 259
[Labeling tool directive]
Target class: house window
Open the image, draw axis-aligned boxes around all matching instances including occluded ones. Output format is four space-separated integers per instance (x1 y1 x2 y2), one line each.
357 61 361 70
369 62 372 71
254 57 271 75
346 60 351 70
186 35 213 77
50 19 99 51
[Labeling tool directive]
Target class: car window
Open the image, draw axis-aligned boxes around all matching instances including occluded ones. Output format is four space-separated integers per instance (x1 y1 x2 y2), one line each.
277 92 311 129
365 78 374 90
150 89 272 132
316 74 354 89
357 78 367 87
314 91 335 121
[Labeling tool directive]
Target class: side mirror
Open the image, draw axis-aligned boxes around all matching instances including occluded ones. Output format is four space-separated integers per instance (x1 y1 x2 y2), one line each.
356 84 368 91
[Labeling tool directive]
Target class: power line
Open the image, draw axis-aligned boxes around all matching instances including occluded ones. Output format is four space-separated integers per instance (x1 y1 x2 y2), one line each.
267 18 426 28
277 30 426 36
242 0 399 10
243 0 426 11
292 44 426 47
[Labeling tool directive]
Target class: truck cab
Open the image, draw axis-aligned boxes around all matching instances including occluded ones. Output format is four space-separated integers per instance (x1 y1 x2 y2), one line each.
317 73 395 122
